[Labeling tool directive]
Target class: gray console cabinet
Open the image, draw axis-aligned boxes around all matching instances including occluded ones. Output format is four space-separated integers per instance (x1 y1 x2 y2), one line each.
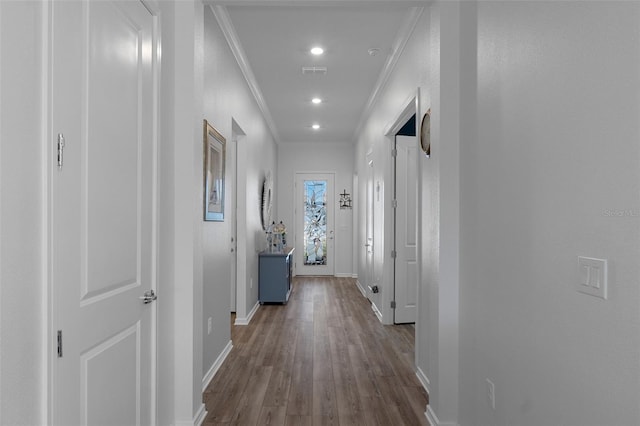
259 247 294 304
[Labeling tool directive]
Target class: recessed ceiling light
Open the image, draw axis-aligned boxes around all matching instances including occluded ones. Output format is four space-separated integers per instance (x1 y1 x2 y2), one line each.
310 46 324 55
311 124 321 130
311 97 322 104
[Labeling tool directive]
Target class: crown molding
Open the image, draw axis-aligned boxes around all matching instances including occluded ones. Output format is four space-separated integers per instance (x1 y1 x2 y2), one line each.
210 5 282 144
352 6 424 143
206 1 429 6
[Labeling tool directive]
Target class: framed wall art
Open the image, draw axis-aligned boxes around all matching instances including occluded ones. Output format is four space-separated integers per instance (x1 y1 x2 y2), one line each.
203 120 226 221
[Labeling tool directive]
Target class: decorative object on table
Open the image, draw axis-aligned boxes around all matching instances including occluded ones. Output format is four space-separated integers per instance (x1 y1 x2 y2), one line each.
261 172 273 230
266 221 287 253
203 119 226 221
420 108 431 157
339 189 352 209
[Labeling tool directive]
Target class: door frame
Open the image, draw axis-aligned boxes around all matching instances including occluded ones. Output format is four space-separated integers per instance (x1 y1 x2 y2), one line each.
382 91 419 325
46 1 161 423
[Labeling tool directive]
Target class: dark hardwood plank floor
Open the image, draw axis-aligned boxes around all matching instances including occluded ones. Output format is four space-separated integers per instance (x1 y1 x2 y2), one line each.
203 276 429 426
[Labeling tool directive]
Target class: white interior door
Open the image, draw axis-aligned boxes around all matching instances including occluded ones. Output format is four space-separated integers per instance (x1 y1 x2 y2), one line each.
295 173 335 276
229 133 237 312
365 156 375 300
51 1 157 424
394 136 418 324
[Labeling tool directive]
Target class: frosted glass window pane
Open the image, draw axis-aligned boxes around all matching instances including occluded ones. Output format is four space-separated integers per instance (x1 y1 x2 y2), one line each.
303 180 327 266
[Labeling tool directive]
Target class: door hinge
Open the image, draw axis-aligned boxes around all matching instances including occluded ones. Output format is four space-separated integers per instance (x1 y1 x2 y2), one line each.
392 199 398 208
391 301 396 309
57 133 65 169
391 148 397 158
391 250 397 259
57 330 63 358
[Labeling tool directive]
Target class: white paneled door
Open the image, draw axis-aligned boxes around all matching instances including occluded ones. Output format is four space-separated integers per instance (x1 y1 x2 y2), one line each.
51 1 157 425
394 136 418 324
365 155 376 301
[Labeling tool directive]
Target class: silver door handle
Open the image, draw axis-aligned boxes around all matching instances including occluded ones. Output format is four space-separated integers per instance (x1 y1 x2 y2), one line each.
139 289 157 304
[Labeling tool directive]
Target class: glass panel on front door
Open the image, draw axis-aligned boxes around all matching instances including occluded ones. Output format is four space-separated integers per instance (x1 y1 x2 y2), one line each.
303 180 327 266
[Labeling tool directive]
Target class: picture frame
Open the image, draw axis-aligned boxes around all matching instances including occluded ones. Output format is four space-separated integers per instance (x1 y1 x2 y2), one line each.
203 120 226 221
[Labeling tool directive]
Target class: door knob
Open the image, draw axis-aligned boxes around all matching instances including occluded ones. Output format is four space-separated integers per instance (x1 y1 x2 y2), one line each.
139 289 157 304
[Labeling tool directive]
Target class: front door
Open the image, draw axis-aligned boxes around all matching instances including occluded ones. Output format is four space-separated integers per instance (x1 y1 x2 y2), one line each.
295 173 335 276
51 1 157 424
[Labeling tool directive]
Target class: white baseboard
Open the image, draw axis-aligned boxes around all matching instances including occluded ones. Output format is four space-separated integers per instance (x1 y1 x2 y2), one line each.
426 405 439 426
335 273 352 278
174 403 207 426
351 273 358 279
355 280 367 297
416 366 431 394
371 302 382 322
234 300 260 325
193 403 207 426
426 404 460 426
202 340 233 392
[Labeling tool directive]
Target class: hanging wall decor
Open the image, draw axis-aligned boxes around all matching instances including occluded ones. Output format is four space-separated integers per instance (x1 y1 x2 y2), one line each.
261 172 273 231
339 189 352 209
203 120 226 221
420 108 431 157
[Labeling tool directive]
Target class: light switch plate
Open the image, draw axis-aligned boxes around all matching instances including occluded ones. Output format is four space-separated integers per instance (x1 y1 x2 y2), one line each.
577 256 607 300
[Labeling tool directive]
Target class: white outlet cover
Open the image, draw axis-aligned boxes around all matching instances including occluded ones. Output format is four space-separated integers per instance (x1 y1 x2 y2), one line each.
577 256 608 300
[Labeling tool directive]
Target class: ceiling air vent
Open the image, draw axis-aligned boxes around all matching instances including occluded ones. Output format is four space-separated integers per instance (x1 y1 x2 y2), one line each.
301 66 327 75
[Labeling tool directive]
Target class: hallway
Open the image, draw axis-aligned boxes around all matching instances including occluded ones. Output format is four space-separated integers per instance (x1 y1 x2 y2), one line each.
203 277 428 425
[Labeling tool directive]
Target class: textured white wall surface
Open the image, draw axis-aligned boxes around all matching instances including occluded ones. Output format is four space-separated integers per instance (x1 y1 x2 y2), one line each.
0 2 46 424
459 2 640 425
357 2 640 425
203 3 278 376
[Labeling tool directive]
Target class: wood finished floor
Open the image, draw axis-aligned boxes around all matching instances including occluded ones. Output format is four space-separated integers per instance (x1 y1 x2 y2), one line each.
203 276 429 426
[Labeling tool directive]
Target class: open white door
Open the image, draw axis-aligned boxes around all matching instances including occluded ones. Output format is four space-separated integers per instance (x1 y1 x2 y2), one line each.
229 132 238 312
51 1 157 424
394 136 418 324
295 173 335 276
364 155 377 301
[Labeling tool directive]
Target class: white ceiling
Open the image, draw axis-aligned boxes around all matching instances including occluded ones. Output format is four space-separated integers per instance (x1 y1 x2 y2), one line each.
210 1 426 144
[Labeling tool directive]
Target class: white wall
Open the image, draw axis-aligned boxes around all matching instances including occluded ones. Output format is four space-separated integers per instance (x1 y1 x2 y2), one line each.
422 2 462 423
459 2 640 425
156 1 206 424
360 2 640 426
276 143 354 277
205 5 278 331
0 2 46 424
355 8 430 321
